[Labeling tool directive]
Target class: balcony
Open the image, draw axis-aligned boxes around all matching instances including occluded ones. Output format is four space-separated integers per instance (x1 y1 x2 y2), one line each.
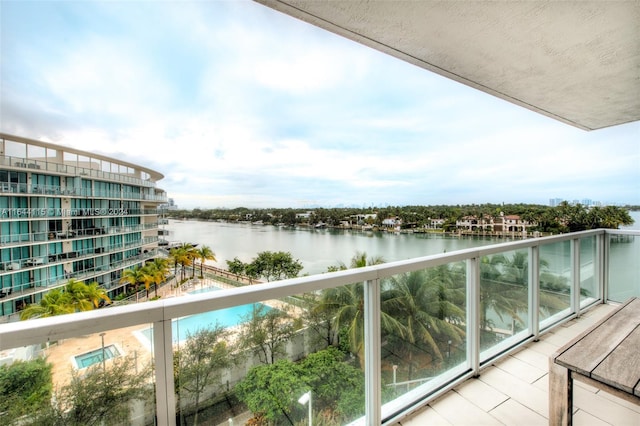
400 303 640 425
0 229 638 425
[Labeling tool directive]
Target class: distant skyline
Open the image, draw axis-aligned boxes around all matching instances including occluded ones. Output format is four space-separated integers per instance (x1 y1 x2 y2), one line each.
1 1 638 209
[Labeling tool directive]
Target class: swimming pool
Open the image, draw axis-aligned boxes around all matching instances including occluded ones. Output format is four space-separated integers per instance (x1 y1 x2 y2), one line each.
74 345 120 369
140 286 271 344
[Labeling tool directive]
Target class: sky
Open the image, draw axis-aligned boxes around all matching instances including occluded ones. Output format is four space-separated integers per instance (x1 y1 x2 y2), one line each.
1 1 638 209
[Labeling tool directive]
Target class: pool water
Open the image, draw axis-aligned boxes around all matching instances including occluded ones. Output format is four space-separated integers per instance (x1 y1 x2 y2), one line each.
75 345 120 368
141 285 272 344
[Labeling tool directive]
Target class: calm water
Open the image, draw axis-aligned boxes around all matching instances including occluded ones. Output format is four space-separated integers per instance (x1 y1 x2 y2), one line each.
164 212 639 301
74 344 120 368
165 211 639 276
142 286 270 344
164 220 504 275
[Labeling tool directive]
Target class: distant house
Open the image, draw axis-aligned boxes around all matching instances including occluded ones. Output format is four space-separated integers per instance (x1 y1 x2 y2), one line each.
349 213 377 226
296 211 313 220
456 215 494 231
428 218 445 229
382 217 402 228
493 213 535 234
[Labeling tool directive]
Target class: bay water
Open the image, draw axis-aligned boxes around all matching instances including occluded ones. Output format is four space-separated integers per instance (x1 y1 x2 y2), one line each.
164 221 503 274
164 211 639 277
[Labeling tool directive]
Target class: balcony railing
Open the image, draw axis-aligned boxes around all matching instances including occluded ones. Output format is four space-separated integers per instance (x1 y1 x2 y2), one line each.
0 229 638 425
0 154 162 189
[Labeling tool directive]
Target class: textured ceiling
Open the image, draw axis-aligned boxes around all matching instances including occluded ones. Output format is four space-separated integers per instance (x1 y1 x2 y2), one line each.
256 0 640 131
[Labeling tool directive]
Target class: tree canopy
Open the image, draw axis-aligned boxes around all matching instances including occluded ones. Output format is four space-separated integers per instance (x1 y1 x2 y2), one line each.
0 358 52 421
20 279 110 320
225 251 303 283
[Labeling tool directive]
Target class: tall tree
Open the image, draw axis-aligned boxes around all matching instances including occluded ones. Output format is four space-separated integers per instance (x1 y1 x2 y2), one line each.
146 257 169 297
32 355 149 425
20 288 74 319
174 325 234 426
20 280 110 320
235 359 306 425
0 358 52 421
383 267 465 376
250 251 303 282
301 292 340 348
318 252 401 365
119 265 145 298
238 304 297 365
78 281 112 308
170 244 197 281
195 245 216 278
139 265 156 298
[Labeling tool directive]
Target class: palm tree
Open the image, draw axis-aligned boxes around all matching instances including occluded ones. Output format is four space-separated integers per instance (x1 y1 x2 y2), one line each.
318 252 401 365
120 266 145 300
147 257 169 297
139 265 155 298
80 281 111 308
195 245 216 278
20 289 74 320
327 251 385 272
383 266 465 376
170 244 196 281
64 279 97 312
20 280 110 320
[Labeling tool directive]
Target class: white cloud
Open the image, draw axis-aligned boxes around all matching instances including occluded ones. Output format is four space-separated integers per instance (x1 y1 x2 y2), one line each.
1 1 638 209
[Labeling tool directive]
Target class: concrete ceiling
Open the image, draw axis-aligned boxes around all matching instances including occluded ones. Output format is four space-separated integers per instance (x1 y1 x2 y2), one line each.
255 0 640 131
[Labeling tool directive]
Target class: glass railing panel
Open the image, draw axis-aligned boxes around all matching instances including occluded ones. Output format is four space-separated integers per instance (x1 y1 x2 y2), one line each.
479 249 529 359
0 323 156 425
579 236 599 306
539 240 572 328
173 280 363 425
608 234 640 302
380 262 467 416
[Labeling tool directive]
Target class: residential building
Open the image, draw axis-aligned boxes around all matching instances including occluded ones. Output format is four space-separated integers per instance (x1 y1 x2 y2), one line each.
381 216 401 228
455 215 495 232
427 218 444 229
295 211 312 220
0 133 167 320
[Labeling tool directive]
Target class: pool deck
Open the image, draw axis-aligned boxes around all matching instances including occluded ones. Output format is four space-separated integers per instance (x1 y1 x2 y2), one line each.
43 277 289 387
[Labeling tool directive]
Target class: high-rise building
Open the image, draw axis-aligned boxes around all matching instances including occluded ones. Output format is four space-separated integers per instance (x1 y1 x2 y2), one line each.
0 133 166 320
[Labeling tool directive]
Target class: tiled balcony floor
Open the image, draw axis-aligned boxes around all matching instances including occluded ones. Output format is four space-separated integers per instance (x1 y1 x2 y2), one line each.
397 303 640 426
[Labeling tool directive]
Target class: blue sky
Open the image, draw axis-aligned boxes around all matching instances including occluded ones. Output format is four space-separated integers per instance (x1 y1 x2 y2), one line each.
1 1 638 209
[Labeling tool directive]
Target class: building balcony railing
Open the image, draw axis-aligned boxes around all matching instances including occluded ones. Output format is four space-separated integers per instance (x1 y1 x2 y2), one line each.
0 154 161 189
0 181 168 203
0 229 638 425
0 223 159 248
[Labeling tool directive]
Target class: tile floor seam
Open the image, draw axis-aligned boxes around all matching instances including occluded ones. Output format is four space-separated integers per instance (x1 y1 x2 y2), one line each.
573 408 614 426
487 396 514 416
593 389 640 413
488 397 548 425
453 387 509 414
431 390 506 426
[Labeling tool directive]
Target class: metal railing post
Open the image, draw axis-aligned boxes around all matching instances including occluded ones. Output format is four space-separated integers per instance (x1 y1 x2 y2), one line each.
364 278 381 425
154 319 176 425
467 257 480 376
529 246 540 340
601 232 609 303
571 238 581 317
